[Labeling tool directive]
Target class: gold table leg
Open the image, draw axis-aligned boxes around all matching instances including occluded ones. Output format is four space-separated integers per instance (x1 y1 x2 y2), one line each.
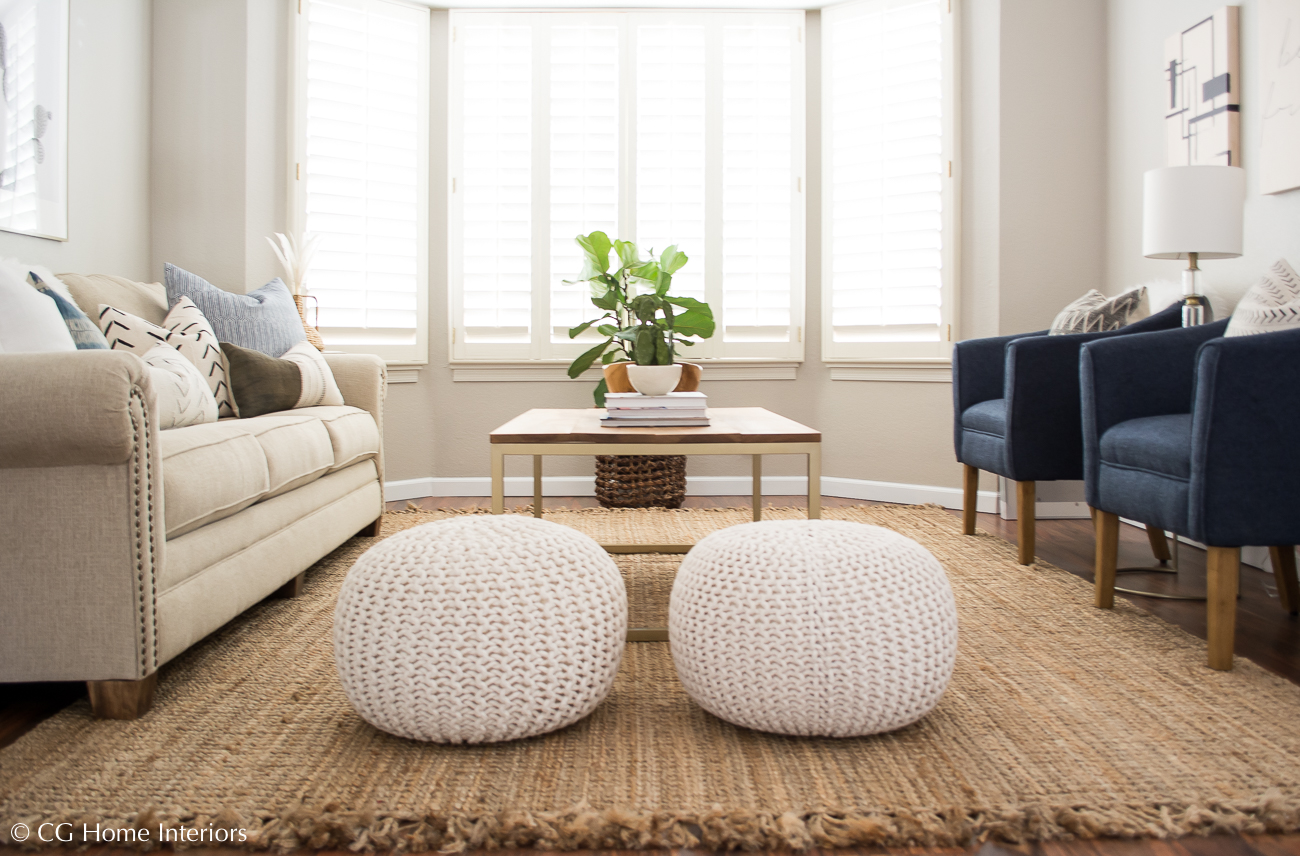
490 447 505 514
752 454 762 521
808 444 822 519
533 455 543 518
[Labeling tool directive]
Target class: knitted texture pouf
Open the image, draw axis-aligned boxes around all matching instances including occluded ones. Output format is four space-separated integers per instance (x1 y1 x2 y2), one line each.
668 520 958 737
333 515 627 743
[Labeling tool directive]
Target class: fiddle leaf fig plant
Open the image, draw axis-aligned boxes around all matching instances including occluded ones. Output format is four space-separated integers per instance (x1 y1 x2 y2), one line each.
563 231 715 405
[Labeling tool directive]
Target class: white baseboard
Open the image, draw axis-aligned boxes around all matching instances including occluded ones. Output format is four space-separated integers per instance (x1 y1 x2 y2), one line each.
384 474 999 513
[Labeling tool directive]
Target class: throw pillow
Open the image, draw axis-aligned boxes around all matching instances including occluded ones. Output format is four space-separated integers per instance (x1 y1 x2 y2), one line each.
30 273 110 349
1225 259 1300 337
165 263 306 357
1049 287 1150 335
141 344 219 429
99 298 238 418
222 341 344 418
0 267 76 353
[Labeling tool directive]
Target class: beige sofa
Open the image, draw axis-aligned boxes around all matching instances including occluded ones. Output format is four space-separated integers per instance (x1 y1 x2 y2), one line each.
0 275 385 718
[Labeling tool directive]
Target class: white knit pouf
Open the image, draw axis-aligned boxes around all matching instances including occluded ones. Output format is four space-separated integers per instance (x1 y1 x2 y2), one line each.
333 515 627 743
669 520 958 737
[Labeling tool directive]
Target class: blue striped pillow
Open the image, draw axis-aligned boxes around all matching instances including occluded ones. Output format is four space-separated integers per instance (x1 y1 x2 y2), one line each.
164 263 306 358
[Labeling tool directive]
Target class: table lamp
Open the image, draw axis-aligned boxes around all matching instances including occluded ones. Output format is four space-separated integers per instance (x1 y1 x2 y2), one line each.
1142 165 1245 326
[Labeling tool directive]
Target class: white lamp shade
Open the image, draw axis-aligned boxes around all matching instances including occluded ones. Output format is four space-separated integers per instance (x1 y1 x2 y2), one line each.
1142 165 1245 260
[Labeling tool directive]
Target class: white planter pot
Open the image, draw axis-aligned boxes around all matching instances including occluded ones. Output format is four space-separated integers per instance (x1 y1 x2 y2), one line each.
625 363 683 397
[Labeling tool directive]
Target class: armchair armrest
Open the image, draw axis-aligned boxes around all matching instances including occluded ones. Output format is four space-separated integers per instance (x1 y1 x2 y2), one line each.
952 330 1044 459
1002 304 1184 480
1190 327 1300 546
324 353 387 489
0 350 152 468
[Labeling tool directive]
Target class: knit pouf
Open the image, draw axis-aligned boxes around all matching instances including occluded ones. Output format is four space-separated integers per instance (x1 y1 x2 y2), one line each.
333 515 627 743
668 520 958 737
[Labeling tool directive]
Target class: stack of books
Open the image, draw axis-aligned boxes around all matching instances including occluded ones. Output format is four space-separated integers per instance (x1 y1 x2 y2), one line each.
601 391 709 427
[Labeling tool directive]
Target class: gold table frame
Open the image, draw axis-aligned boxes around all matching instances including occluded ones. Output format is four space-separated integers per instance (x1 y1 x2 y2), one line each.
489 408 822 641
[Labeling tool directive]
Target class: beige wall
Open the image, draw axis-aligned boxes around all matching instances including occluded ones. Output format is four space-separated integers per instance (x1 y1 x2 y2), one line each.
0 0 151 281
151 0 287 293
1106 0 1300 307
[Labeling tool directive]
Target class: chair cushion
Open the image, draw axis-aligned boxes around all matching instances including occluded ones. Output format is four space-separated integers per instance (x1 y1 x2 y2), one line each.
960 398 1007 436
161 422 269 538
236 411 337 499
299 405 382 470
1099 414 1193 479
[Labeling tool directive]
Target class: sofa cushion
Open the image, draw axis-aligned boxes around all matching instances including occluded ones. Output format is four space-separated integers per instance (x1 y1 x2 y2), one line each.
237 411 336 499
298 405 382 470
59 273 168 326
161 422 269 538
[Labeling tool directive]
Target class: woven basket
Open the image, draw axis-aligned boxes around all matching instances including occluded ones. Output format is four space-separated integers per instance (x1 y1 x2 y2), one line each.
293 294 325 351
595 454 686 509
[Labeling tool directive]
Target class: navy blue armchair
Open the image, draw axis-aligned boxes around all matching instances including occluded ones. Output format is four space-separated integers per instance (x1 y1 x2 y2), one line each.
1082 320 1300 670
952 305 1182 564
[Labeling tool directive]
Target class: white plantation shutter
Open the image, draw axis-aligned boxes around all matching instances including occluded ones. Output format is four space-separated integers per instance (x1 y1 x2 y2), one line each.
296 0 429 362
822 0 954 361
550 24 619 344
0 2 38 232
636 24 707 305
450 10 804 363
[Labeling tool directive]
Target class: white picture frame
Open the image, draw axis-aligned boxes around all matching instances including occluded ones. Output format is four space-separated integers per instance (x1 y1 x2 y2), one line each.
1259 0 1300 194
0 0 68 241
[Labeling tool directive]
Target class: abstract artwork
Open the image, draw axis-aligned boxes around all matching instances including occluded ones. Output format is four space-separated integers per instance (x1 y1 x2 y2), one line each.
1260 0 1300 194
0 0 67 240
1164 6 1240 167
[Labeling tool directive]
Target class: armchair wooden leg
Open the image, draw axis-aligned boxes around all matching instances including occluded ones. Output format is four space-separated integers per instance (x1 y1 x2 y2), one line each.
87 673 158 720
1268 546 1300 615
1015 480 1035 565
962 465 978 535
1207 546 1240 671
1145 525 1171 563
1094 509 1118 609
357 517 381 538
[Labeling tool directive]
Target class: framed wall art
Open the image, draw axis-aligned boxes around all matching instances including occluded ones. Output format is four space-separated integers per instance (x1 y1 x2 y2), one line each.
0 0 68 241
1259 0 1300 194
1164 6 1241 167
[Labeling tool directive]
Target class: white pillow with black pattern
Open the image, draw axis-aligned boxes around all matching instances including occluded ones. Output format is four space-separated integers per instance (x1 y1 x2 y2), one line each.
99 297 238 418
1226 259 1300 337
142 344 218 429
1049 287 1150 335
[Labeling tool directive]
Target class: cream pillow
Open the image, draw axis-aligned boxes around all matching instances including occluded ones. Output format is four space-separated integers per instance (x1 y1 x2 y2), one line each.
141 345 219 429
1049 287 1150 335
1225 259 1300 337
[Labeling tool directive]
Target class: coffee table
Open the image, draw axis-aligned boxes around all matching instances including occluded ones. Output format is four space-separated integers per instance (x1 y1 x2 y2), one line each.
490 407 821 642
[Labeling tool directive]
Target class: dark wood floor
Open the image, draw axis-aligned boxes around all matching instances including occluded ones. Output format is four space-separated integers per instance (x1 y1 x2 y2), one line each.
3 496 1298 856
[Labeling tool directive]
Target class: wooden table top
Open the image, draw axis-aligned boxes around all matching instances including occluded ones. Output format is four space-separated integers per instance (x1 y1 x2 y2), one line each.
490 407 821 445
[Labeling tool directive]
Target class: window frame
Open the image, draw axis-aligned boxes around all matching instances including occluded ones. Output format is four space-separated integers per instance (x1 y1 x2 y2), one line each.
447 8 807 366
820 0 958 364
288 0 432 366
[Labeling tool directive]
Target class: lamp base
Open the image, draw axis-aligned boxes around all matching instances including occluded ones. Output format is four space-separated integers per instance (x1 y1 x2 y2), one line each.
1181 294 1214 327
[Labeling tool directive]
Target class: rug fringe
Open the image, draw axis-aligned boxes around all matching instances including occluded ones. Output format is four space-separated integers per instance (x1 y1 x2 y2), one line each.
6 794 1300 852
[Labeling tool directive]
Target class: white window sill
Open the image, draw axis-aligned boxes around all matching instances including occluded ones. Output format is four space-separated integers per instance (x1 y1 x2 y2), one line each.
384 361 427 384
449 359 802 382
826 358 952 383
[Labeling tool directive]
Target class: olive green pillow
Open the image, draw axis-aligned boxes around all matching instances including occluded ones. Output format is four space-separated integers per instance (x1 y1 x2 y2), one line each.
221 342 302 418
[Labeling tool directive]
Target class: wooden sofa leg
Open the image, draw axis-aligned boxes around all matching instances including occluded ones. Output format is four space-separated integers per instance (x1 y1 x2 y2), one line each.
357 517 382 538
1094 509 1118 609
272 571 306 599
962 465 978 535
1015 480 1035 565
1207 546 1240 671
1268 546 1300 615
1146 524 1171 563
87 673 158 720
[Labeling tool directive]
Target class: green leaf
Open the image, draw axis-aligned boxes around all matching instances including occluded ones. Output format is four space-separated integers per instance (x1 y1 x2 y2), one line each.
575 231 613 274
629 293 661 322
654 271 673 296
568 320 597 339
593 377 609 407
659 244 688 275
671 308 716 339
590 280 618 311
612 329 640 342
596 324 619 337
613 239 640 271
634 327 658 365
629 260 660 283
568 339 611 378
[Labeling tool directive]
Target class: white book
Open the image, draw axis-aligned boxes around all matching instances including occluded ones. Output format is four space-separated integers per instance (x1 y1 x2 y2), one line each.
601 408 709 419
604 391 707 409
601 417 711 428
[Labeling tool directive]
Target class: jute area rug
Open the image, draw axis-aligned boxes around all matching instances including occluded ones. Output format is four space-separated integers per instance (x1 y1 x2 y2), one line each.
3 505 1300 852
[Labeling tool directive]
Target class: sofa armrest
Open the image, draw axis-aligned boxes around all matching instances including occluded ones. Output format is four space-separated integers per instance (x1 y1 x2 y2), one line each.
0 351 152 468
0 350 162 682
1189 327 1300 546
324 353 387 493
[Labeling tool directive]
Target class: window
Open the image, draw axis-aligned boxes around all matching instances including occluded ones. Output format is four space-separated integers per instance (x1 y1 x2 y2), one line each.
821 0 955 361
291 0 431 363
448 10 806 363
